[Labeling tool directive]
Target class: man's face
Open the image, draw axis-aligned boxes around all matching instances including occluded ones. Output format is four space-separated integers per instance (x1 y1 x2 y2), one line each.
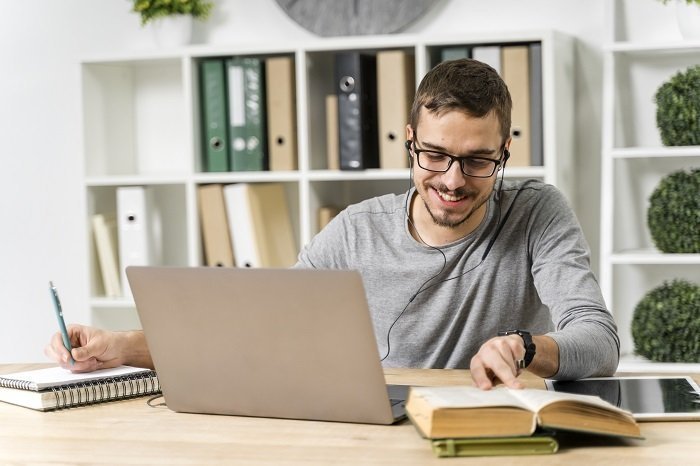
407 109 505 241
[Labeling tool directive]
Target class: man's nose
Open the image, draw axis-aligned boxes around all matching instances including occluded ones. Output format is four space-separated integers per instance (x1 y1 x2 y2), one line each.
441 160 467 190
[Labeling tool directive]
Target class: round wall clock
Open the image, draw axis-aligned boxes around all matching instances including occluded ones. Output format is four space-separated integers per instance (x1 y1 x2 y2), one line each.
274 0 437 37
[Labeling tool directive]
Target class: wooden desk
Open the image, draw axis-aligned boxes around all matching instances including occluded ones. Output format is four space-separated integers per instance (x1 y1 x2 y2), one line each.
1 364 698 465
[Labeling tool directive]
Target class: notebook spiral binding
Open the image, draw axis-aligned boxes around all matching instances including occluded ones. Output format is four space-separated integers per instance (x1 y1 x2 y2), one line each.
47 371 161 410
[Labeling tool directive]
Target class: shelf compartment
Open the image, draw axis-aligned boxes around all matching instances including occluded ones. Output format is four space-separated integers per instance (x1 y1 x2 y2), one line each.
304 46 416 172
610 49 700 148
611 157 698 253
307 179 408 236
86 184 189 298
612 263 700 357
82 57 189 177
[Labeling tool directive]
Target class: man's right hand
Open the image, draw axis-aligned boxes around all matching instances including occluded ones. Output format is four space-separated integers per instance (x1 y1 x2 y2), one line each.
44 324 152 373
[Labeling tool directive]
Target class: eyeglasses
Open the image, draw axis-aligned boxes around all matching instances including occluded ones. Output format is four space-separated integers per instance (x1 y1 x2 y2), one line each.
409 140 504 178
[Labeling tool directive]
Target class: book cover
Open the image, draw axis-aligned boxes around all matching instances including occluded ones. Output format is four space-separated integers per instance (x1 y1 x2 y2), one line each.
228 57 268 172
0 366 160 412
377 50 415 169
266 56 298 171
431 435 559 457
406 385 642 440
334 52 379 170
91 213 121 297
197 184 234 267
501 45 531 167
199 58 230 172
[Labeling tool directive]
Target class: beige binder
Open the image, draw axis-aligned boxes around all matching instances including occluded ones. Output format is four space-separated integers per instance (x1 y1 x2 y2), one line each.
246 183 298 268
224 183 297 268
317 205 342 232
325 94 339 170
92 213 121 297
266 56 298 171
197 184 234 267
501 46 531 167
377 50 415 169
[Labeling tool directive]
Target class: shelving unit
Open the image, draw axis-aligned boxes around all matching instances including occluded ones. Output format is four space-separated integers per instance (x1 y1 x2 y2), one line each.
80 30 575 328
600 1 700 371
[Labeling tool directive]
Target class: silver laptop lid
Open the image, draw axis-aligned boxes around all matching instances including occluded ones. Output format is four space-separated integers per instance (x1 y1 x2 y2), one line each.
127 266 397 424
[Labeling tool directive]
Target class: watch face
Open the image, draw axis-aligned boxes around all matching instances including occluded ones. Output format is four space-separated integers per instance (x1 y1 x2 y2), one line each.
274 0 436 37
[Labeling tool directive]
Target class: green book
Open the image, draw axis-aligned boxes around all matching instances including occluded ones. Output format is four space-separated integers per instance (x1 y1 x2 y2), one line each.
199 58 230 172
431 435 559 458
227 57 268 172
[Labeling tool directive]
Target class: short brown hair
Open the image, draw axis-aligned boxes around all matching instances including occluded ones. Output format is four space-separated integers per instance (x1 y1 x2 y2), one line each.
409 58 512 144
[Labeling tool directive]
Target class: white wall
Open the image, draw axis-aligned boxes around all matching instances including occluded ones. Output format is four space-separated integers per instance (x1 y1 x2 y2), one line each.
0 0 677 363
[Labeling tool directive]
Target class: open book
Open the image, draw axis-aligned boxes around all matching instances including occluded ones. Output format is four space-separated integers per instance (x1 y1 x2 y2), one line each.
406 385 642 439
0 366 160 411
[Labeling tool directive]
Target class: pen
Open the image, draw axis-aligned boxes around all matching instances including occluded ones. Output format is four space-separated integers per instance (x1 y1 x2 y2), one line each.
49 281 74 365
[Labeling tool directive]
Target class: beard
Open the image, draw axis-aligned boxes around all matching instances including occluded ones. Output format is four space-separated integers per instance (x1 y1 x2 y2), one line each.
419 182 493 229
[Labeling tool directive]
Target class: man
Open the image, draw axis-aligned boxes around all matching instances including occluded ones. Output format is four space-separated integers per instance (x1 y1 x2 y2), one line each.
46 59 619 390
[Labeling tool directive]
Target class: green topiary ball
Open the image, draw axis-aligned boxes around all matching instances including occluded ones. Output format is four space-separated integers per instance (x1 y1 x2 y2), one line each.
647 168 700 253
655 65 700 146
632 279 700 363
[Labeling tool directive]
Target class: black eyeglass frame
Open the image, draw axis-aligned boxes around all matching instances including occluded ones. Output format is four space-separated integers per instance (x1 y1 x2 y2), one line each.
408 139 506 179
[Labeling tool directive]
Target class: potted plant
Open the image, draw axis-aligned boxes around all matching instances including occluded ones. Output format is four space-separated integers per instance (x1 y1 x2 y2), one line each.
647 168 700 253
632 279 700 363
130 0 214 46
657 0 700 39
655 66 700 147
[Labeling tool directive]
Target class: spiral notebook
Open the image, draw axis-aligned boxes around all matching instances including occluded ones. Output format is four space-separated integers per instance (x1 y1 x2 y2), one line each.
0 365 160 411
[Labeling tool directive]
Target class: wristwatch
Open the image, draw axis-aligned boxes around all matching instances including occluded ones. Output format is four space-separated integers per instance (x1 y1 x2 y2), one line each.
498 330 536 368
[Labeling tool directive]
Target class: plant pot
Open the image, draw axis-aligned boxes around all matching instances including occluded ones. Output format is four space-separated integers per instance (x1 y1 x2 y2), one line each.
676 1 700 40
151 15 193 48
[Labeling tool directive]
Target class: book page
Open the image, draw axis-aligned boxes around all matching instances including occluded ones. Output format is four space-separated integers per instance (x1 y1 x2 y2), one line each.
410 386 531 410
508 388 631 415
0 366 152 391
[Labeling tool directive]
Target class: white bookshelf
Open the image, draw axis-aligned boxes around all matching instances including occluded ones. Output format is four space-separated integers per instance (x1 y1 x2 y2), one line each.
80 31 575 327
600 1 700 368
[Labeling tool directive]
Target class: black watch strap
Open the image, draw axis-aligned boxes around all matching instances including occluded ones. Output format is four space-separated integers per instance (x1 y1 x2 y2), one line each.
497 330 536 368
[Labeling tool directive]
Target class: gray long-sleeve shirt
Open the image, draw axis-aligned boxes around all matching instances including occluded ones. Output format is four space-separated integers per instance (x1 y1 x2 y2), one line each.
295 180 619 380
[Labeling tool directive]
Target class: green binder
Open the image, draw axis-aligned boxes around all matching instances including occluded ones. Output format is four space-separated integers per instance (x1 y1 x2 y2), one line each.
440 46 470 62
199 58 230 172
431 435 559 458
227 57 268 172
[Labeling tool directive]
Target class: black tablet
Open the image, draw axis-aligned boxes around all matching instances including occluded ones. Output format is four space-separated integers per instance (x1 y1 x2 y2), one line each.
544 376 700 421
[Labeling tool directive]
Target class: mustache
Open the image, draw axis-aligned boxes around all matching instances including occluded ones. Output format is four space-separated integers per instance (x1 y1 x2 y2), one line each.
430 184 478 198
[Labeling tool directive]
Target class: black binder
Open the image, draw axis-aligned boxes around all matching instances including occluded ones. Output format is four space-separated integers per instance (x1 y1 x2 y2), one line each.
334 52 379 170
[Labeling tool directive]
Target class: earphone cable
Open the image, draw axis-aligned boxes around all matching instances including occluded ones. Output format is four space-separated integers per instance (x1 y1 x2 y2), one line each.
380 162 508 361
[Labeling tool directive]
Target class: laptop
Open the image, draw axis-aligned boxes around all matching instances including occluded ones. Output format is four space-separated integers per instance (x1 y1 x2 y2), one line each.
126 266 407 424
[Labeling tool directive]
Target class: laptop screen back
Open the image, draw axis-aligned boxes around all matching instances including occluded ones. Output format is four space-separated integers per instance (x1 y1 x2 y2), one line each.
126 266 397 424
